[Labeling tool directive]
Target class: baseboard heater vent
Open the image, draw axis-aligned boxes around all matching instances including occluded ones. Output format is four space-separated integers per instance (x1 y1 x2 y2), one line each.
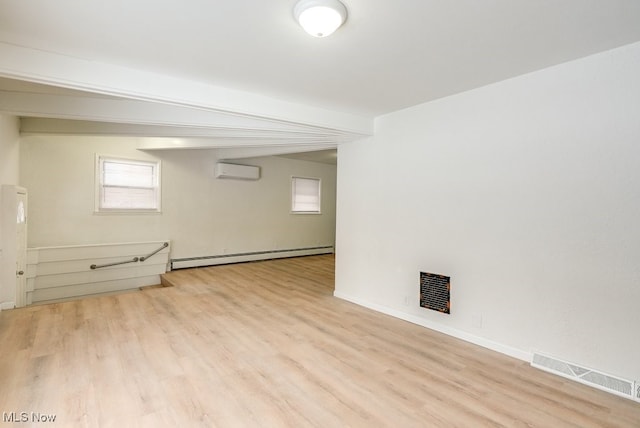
531 353 635 400
171 246 333 270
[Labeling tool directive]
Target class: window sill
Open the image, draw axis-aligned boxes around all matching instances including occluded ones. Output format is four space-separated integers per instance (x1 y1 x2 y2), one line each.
94 210 162 215
291 211 322 215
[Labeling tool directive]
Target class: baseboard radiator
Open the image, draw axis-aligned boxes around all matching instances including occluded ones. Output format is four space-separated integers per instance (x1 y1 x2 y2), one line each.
531 353 638 401
171 245 333 270
26 241 170 304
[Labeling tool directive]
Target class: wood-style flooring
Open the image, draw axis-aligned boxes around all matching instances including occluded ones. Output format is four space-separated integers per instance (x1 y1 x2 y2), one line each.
0 255 638 427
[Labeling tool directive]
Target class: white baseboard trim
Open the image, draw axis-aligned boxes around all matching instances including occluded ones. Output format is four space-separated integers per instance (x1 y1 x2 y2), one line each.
333 290 531 363
0 301 16 311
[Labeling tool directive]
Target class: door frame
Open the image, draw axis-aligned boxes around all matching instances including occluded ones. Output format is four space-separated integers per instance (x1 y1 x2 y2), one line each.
0 185 27 309
15 187 27 308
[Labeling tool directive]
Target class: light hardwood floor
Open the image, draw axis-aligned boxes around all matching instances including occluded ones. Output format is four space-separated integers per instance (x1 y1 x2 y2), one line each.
0 255 638 427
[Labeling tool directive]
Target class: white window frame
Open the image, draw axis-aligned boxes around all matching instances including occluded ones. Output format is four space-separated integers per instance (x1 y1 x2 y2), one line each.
95 155 161 213
291 176 321 214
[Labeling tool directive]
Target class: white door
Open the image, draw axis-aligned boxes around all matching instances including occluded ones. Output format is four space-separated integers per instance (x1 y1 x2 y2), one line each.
15 189 27 307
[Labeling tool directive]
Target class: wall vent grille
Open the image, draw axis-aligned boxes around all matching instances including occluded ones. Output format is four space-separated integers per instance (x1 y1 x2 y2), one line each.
635 381 640 402
420 272 450 314
531 353 634 400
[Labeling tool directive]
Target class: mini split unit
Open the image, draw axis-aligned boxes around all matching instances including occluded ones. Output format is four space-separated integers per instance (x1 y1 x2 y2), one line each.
214 162 260 180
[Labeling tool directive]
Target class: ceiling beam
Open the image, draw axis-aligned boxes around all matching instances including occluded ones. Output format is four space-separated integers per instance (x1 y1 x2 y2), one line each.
216 145 337 160
135 138 338 151
0 42 373 136
9 94 351 135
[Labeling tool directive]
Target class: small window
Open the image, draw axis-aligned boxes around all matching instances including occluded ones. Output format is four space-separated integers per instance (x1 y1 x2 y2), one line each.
291 177 321 213
96 156 161 212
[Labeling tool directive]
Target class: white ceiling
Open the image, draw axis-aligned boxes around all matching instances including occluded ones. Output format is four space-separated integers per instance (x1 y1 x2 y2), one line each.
1 1 640 160
2 0 640 116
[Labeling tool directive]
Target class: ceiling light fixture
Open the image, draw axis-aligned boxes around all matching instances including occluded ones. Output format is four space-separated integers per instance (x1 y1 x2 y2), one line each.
294 0 348 38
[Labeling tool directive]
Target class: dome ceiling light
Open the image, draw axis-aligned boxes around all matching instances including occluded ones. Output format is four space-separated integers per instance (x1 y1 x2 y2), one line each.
293 0 348 38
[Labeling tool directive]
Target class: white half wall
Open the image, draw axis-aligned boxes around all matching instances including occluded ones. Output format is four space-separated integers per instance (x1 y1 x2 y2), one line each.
20 135 336 264
27 241 170 304
335 41 640 382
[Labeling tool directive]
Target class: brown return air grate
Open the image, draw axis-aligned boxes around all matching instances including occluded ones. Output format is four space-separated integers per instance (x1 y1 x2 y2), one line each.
420 272 450 314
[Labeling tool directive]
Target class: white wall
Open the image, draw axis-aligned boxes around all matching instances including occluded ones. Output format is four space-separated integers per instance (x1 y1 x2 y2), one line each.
0 114 20 309
20 135 336 261
335 41 640 382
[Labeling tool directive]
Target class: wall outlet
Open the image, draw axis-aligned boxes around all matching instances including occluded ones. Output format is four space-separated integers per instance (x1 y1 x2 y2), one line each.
403 295 410 306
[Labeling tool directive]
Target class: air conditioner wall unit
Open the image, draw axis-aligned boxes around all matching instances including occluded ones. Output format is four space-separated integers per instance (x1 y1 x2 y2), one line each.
215 163 260 180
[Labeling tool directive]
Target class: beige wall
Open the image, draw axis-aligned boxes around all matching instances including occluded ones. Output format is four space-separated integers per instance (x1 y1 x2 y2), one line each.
20 135 336 261
0 115 19 185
